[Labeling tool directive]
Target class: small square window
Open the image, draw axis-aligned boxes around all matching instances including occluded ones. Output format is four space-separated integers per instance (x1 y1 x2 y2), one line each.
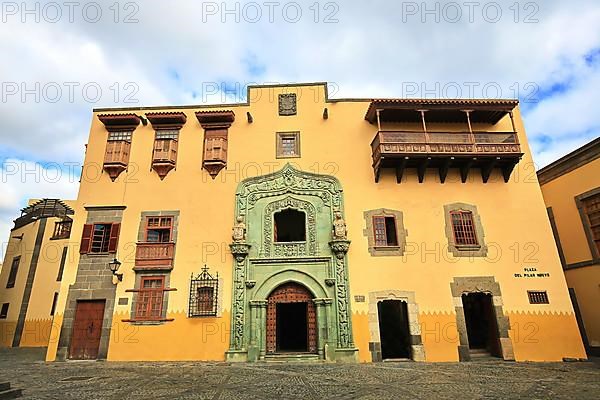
276 132 300 158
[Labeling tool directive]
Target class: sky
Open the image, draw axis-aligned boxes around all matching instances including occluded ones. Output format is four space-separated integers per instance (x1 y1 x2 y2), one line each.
0 0 599 241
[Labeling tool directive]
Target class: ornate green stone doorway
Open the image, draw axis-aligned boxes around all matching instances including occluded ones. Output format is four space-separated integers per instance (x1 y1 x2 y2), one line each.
226 164 358 362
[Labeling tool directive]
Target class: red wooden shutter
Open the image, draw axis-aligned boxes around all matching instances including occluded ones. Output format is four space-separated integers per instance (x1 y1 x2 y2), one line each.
79 224 93 254
108 223 121 253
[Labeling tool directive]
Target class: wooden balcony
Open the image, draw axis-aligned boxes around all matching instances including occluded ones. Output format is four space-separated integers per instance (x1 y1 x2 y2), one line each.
371 130 523 183
152 139 178 180
103 140 131 181
134 242 175 270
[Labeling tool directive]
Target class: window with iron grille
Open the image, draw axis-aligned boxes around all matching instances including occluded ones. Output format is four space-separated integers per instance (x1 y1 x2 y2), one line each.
107 131 132 141
6 256 20 288
581 192 600 255
527 291 549 304
0 303 8 319
135 276 165 320
189 266 218 317
373 216 398 246
52 219 72 239
276 132 300 158
145 216 173 243
450 211 479 246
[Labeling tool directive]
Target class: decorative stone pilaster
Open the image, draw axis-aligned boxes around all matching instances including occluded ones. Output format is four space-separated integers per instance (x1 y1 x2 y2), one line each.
328 239 355 350
248 299 267 362
227 242 251 361
313 298 333 359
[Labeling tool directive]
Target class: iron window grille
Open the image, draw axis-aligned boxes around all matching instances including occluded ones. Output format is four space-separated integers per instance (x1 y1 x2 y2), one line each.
450 210 479 246
189 265 218 317
527 291 549 304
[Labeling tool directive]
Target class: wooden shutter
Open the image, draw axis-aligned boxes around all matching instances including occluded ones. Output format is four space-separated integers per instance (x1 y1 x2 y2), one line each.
80 224 93 254
373 216 387 246
108 223 121 253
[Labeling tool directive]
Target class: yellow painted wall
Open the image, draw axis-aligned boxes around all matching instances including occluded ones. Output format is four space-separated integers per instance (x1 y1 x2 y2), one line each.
539 154 600 348
0 200 74 348
48 83 585 361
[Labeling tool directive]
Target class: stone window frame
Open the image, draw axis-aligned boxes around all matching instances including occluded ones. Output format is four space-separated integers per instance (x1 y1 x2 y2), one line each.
575 186 600 261
367 290 425 362
363 209 408 256
450 276 514 361
128 272 173 325
444 203 488 257
276 131 301 159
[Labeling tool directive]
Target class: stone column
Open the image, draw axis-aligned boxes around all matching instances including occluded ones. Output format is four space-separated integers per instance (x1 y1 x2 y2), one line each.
313 298 333 359
259 302 267 360
248 300 266 362
226 242 251 362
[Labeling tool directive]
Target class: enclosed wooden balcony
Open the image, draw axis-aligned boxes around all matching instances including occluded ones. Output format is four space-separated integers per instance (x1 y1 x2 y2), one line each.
135 242 175 270
98 113 141 181
152 138 178 179
365 99 524 183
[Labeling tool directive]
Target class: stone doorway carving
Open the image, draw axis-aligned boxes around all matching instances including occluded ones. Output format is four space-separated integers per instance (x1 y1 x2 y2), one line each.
266 282 316 354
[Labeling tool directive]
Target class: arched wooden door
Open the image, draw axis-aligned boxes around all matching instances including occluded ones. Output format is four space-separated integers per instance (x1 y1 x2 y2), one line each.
266 282 317 354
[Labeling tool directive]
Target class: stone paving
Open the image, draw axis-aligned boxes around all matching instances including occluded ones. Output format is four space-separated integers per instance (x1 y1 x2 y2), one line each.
0 348 599 399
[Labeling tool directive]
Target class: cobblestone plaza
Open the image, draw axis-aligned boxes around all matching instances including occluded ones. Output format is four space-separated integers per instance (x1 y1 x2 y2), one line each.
1 348 598 399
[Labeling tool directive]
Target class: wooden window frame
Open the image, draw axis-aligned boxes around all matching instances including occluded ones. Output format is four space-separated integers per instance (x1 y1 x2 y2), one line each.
197 286 215 314
527 290 549 304
80 223 120 254
372 215 399 247
6 256 20 288
144 216 174 243
450 210 479 247
134 276 166 321
52 219 72 240
575 187 600 260
0 303 8 319
276 131 300 158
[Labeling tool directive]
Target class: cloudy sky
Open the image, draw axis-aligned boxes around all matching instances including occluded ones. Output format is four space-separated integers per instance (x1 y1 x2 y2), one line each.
0 0 599 240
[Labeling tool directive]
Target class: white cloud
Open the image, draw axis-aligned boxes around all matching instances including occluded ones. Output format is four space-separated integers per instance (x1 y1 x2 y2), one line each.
0 0 600 235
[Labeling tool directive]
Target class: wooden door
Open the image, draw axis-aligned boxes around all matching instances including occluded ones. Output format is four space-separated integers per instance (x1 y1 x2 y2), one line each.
69 300 105 360
266 282 317 354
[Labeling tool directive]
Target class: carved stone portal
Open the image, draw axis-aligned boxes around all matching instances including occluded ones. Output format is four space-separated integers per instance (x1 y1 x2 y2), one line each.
226 164 357 362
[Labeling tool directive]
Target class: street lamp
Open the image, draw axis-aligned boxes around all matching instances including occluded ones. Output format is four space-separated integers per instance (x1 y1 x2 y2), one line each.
108 258 123 282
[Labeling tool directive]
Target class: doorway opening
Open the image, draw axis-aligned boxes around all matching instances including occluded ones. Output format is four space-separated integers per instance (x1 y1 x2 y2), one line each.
69 300 105 360
377 300 411 359
276 302 308 352
274 209 306 242
462 292 500 357
266 282 317 354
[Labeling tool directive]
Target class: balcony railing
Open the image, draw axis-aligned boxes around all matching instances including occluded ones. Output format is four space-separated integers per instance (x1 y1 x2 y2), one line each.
135 242 175 270
372 130 520 157
371 130 523 183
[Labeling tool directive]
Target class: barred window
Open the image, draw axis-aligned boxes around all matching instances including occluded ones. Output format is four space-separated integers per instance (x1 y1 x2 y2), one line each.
135 276 165 320
52 219 72 239
189 266 218 317
107 131 132 142
450 211 478 246
528 291 549 304
373 216 398 246
155 129 179 140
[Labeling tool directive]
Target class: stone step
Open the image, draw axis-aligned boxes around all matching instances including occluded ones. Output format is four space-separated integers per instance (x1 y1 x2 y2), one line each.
0 388 22 400
264 353 322 363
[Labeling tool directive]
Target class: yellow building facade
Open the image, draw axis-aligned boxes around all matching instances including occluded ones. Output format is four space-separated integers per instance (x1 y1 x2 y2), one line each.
0 199 74 348
45 83 585 363
538 138 600 356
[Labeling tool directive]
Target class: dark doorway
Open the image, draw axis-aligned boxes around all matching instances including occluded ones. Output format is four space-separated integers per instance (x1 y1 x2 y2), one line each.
69 300 105 360
274 209 306 242
462 293 500 356
276 302 308 352
377 300 411 359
